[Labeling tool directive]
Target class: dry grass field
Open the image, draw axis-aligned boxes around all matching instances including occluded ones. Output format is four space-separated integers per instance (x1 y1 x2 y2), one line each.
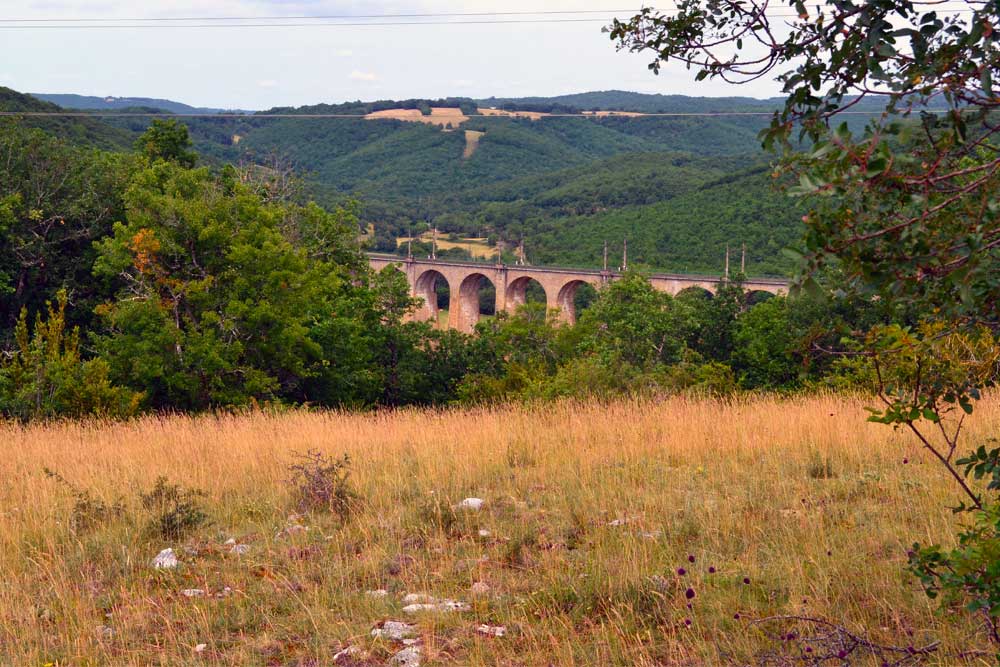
395 234 496 260
2 395 997 666
364 108 470 127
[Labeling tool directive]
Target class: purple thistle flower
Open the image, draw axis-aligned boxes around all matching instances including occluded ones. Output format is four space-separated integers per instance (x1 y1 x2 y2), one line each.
733 613 741 620
685 587 695 599
743 577 751 585
688 554 695 563
684 618 691 627
708 566 716 574
837 650 847 659
677 567 686 576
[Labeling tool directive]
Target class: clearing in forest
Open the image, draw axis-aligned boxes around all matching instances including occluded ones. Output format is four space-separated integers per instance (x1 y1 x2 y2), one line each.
463 130 485 159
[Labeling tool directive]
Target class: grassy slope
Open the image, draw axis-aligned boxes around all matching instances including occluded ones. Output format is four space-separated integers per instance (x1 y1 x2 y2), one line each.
1 395 990 665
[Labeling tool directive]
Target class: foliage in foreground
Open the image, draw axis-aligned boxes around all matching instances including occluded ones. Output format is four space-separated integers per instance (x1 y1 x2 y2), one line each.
611 0 1000 650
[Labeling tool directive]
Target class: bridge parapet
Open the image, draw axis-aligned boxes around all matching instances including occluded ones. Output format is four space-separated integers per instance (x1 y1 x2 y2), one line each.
367 254 789 332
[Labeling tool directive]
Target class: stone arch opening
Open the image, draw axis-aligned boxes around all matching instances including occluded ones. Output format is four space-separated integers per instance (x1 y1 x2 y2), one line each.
453 272 497 332
506 276 548 312
414 269 451 326
746 289 777 306
556 279 599 325
676 285 715 300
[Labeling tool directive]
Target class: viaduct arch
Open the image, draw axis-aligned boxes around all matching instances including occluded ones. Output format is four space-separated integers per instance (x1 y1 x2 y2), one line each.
369 255 789 333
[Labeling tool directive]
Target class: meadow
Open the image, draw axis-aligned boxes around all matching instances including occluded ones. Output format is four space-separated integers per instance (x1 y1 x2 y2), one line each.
2 394 996 666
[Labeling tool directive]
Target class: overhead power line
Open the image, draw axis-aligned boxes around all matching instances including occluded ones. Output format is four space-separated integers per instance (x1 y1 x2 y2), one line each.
0 4 977 28
0 110 951 118
0 8 644 22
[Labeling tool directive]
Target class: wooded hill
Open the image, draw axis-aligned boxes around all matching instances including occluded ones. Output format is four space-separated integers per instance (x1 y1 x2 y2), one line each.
3 87 809 276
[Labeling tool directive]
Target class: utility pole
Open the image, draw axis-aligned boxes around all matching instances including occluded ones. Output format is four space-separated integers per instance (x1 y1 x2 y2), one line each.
622 237 628 272
432 227 438 260
407 227 413 259
603 240 608 272
518 238 526 265
724 243 730 280
741 242 746 275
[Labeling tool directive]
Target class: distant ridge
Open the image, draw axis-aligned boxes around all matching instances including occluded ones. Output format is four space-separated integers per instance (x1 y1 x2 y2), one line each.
30 93 255 115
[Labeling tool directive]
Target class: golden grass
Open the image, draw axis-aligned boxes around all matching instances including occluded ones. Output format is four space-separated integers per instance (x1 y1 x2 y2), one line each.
463 130 485 160
396 234 497 260
2 395 996 665
365 107 470 127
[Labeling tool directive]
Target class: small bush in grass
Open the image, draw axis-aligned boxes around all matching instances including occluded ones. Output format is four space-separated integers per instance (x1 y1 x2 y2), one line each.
43 468 125 533
139 476 209 539
806 451 836 480
287 450 358 522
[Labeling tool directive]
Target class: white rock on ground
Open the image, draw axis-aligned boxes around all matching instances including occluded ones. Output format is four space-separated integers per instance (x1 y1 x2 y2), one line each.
454 497 484 511
181 589 205 598
229 543 250 555
194 643 207 653
402 593 436 604
371 620 417 641
470 582 491 596
475 624 507 637
389 646 422 667
366 589 389 598
402 599 469 613
477 529 491 538
333 645 366 664
151 548 178 569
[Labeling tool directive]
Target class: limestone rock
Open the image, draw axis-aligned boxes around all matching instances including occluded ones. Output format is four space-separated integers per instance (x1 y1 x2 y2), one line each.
151 548 178 569
371 620 417 641
476 624 507 637
389 646 422 667
455 497 484 511
470 581 491 596
181 588 205 598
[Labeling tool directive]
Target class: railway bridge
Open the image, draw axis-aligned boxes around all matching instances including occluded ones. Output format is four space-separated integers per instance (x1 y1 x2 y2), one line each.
368 254 789 333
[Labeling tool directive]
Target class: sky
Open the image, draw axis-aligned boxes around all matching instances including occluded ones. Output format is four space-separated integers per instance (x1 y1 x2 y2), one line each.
0 0 787 109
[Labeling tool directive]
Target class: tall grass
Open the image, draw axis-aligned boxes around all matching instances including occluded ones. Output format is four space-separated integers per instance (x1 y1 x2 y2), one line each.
2 394 996 665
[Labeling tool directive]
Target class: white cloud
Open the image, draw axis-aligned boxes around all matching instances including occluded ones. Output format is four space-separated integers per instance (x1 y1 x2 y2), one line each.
349 70 377 82
257 79 278 88
336 48 353 57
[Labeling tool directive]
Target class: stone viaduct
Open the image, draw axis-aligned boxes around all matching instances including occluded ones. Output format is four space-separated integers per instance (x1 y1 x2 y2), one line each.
368 254 790 333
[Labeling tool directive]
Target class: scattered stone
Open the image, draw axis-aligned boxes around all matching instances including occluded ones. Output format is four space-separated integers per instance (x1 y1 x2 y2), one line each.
477 529 492 538
366 589 389 598
224 538 237 545
402 593 436 605
607 516 638 527
151 548 178 570
470 582 491 596
389 646 422 667
333 645 367 664
94 625 114 640
475 624 507 637
402 599 469 613
228 542 250 555
372 620 417 641
181 588 205 598
455 497 485 511
194 643 207 653
639 530 662 539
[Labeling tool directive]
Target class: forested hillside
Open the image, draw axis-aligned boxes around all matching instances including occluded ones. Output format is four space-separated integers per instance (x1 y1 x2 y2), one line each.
2 87 805 275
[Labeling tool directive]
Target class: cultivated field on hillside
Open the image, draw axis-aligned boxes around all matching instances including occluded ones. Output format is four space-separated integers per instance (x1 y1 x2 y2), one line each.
2 396 995 666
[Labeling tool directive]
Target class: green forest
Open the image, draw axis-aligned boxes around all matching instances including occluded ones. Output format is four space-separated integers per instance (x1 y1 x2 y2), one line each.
0 88 909 418
10 86 807 275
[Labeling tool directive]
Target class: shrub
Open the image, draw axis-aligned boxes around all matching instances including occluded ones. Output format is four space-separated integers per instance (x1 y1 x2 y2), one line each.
43 468 125 533
287 450 358 522
139 476 208 539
